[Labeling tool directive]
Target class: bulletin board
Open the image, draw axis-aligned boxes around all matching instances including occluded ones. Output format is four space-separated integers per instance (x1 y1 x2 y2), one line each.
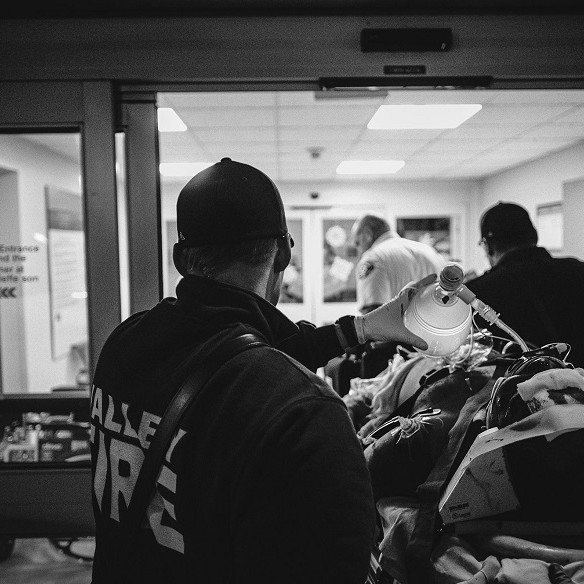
396 215 457 260
322 218 357 303
45 186 88 360
536 202 563 252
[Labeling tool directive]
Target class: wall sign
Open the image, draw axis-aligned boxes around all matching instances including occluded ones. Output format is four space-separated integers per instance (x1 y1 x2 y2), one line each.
45 186 88 360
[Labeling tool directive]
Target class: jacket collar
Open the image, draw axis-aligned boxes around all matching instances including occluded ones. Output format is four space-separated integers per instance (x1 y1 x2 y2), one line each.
174 274 299 346
371 231 400 248
494 245 551 270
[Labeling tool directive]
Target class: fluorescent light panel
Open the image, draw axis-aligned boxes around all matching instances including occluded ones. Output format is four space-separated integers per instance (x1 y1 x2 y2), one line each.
159 162 213 177
336 160 405 175
368 104 482 130
157 107 187 132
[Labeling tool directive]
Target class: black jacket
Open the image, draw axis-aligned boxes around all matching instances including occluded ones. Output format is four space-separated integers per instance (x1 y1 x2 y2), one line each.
466 246 584 367
90 275 375 584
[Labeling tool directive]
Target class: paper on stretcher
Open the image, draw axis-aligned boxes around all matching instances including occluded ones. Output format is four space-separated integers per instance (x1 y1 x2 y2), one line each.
439 404 584 524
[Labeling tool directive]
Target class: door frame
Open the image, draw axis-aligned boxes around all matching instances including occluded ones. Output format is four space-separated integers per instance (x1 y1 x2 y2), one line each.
0 81 119 376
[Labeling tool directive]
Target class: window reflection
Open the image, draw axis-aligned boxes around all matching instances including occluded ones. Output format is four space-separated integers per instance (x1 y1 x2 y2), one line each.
322 219 357 303
0 133 88 394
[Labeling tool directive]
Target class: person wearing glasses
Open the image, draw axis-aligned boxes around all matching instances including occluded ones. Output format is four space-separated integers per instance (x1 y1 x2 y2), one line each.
467 201 584 366
89 157 433 584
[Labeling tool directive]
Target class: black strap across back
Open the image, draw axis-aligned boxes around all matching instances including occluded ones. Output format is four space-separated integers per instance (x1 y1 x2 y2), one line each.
125 331 267 529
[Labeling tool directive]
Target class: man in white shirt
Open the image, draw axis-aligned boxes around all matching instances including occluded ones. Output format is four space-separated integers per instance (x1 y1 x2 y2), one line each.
352 214 446 314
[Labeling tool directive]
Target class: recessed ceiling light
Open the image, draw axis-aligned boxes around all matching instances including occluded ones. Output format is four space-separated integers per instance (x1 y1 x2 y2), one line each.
157 108 187 132
159 162 212 177
367 104 482 130
336 160 405 175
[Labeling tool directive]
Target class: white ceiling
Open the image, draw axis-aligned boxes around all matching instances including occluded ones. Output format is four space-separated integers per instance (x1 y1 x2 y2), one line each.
158 89 584 183
22 88 584 184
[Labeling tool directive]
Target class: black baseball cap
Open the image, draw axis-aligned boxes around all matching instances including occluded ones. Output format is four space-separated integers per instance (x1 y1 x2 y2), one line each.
176 157 288 247
480 201 538 245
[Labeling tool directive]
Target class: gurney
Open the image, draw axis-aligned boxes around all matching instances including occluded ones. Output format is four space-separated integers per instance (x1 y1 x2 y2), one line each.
356 340 584 584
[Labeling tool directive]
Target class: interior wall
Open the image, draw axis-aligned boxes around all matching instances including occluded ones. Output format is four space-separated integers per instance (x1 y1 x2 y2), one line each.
162 178 482 268
282 180 482 269
563 178 584 259
479 141 584 260
0 135 82 393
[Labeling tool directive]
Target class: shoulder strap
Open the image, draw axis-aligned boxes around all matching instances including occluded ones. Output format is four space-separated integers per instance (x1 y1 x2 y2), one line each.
125 331 266 529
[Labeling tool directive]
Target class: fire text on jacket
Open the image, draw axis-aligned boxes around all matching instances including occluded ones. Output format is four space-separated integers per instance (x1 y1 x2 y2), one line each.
90 385 187 553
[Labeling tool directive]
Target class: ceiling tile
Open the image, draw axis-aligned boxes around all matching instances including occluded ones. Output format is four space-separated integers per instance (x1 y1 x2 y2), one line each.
164 92 276 108
419 138 501 154
489 90 584 105
349 141 427 157
520 124 584 139
278 105 377 127
279 126 363 142
553 106 584 124
440 124 529 140
180 107 275 127
204 142 280 155
157 89 584 184
191 127 277 143
464 105 573 125
360 128 445 142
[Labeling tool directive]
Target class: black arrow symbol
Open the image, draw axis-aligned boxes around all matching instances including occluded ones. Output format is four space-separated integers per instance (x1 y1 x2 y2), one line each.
0 288 16 298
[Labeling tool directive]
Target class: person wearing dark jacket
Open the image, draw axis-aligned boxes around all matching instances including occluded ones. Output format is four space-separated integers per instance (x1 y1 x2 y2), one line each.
89 157 433 584
467 201 584 367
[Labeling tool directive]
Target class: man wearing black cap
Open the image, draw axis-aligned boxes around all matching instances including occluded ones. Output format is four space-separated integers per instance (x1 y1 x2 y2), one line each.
89 158 434 584
467 201 584 366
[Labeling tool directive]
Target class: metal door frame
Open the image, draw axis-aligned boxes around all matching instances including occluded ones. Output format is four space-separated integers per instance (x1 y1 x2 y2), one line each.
0 81 119 376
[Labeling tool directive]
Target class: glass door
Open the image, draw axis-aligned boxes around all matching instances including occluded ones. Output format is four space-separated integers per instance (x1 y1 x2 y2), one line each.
0 82 120 395
278 206 384 325
0 81 120 540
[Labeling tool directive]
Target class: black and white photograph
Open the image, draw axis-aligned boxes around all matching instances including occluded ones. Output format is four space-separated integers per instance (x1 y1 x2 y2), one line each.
1 3 584 583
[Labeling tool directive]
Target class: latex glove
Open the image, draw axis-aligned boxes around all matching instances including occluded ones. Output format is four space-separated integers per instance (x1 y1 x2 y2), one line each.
354 273 437 350
549 563 577 584
458 555 501 583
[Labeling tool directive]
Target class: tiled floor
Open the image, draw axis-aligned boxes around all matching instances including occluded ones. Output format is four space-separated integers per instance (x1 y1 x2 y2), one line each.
0 538 93 584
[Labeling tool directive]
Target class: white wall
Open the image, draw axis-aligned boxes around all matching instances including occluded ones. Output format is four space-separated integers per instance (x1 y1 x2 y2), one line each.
564 178 584 260
480 141 584 261
162 177 481 268
281 180 482 269
0 135 82 393
162 177 481 325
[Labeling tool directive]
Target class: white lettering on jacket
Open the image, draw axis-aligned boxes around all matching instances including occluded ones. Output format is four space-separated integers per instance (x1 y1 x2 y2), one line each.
90 385 188 554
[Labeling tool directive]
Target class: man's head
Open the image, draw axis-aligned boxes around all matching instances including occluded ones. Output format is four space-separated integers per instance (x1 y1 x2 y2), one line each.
479 201 538 266
173 158 293 304
352 214 391 257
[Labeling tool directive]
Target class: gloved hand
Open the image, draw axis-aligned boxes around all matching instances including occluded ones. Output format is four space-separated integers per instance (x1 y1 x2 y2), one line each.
354 273 437 350
549 563 577 584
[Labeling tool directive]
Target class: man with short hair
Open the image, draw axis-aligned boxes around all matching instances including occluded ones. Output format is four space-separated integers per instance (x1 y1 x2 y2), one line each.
352 214 446 314
467 201 584 366
90 158 434 584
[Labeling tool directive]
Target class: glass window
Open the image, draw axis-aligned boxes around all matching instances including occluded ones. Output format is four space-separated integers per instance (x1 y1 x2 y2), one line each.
322 218 358 303
0 132 88 394
396 216 456 261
